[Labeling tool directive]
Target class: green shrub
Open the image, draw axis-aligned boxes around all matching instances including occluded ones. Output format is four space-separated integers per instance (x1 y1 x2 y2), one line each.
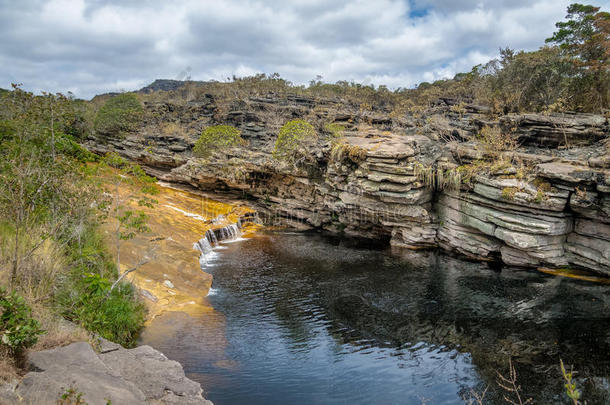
193 125 243 157
323 122 345 139
55 134 98 162
94 93 143 136
57 273 146 347
55 225 146 347
273 119 317 161
0 288 44 355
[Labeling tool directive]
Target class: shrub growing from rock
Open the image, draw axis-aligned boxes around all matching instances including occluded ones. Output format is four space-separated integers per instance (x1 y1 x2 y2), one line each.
273 119 317 162
94 93 143 136
193 125 243 157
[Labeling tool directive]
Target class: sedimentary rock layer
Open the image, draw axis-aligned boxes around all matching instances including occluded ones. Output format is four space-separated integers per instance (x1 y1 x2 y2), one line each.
86 94 609 275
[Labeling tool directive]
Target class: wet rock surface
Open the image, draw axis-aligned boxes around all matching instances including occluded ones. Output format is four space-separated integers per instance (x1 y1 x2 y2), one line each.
86 91 609 276
0 341 212 405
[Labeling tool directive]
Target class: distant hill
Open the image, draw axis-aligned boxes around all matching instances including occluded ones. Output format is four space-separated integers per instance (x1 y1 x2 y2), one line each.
138 79 203 94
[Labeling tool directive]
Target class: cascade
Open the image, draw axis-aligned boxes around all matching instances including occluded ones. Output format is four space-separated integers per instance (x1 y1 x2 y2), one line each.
194 221 243 268
205 229 218 245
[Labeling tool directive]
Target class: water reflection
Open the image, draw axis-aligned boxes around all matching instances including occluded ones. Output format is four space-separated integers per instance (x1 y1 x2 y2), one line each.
141 232 610 405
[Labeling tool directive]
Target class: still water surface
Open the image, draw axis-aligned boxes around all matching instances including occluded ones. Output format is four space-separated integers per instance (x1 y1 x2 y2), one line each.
140 232 610 404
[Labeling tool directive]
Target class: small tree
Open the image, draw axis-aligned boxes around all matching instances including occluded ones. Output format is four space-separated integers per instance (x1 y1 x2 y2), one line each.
193 125 244 157
272 119 317 162
546 3 610 110
0 85 83 289
100 153 158 290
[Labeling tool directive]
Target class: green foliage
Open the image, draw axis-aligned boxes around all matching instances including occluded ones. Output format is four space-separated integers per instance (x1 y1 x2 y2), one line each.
323 122 346 140
546 3 610 110
560 359 582 404
59 279 145 347
547 4 605 56
94 93 143 137
273 119 317 162
58 387 88 405
477 47 574 112
193 125 243 157
55 133 98 162
0 86 146 348
0 288 44 355
55 224 146 347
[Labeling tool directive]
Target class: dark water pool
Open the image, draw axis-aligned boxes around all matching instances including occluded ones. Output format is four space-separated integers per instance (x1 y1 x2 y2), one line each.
140 232 610 405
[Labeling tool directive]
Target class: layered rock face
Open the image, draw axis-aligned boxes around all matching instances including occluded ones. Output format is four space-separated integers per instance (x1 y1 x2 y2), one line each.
86 91 609 276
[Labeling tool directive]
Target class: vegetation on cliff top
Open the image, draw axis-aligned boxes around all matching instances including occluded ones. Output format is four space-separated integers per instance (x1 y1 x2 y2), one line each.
273 119 317 162
142 3 608 115
193 125 244 157
94 92 143 136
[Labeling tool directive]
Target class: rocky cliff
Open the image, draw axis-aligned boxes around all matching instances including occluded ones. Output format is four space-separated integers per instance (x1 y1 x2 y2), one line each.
86 89 610 276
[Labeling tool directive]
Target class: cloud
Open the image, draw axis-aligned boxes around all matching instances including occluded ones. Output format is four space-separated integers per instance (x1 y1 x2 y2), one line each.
0 0 579 98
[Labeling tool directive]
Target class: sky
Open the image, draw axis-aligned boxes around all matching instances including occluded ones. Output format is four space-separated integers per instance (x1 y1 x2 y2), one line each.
1 0 605 99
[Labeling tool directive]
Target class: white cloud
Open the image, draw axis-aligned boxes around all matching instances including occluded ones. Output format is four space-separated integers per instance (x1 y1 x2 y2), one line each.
0 0 582 98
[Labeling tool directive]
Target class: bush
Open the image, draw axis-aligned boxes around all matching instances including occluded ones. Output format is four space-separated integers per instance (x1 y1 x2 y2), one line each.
193 125 244 157
273 119 317 161
55 226 146 347
94 93 143 136
0 288 44 355
323 122 346 139
57 273 146 347
476 125 517 156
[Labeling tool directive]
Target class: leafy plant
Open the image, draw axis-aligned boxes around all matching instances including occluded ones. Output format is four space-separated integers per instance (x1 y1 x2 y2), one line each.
58 387 88 405
323 122 346 139
193 125 244 157
546 3 609 110
273 119 317 162
94 93 143 137
560 359 583 405
57 270 145 347
0 288 44 355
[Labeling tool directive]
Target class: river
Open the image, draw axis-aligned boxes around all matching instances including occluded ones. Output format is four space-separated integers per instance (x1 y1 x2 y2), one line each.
139 230 610 404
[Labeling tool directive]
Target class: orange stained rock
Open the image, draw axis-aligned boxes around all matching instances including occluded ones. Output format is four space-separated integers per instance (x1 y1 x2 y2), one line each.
537 267 610 284
101 176 256 322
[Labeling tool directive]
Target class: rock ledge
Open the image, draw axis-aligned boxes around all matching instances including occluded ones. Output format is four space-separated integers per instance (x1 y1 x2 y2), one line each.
0 341 212 405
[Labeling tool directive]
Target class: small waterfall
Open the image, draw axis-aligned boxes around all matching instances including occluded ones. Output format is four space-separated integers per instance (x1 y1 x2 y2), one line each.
194 222 243 268
193 237 213 254
193 237 215 266
218 223 241 241
205 229 218 245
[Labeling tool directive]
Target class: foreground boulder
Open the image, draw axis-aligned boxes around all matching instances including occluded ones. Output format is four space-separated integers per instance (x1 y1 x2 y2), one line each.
0 341 212 405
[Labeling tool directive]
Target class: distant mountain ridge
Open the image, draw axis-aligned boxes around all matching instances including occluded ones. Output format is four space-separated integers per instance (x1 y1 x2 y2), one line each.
138 79 200 93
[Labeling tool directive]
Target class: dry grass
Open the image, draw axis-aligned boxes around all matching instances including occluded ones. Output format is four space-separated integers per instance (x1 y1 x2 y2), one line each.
330 141 368 163
0 229 93 381
31 306 91 352
476 126 518 157
160 121 187 138
0 348 20 382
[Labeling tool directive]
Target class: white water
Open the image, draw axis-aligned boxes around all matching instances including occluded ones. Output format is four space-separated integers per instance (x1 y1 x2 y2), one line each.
194 222 243 268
